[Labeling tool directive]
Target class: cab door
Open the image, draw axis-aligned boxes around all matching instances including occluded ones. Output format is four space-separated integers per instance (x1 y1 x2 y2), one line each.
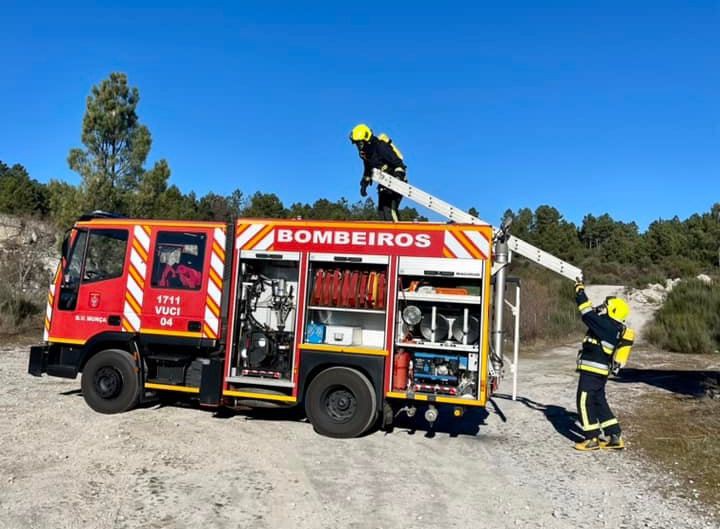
141 228 212 338
51 227 129 343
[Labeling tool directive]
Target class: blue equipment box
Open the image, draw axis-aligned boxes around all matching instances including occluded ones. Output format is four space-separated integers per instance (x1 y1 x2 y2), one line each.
413 351 467 385
306 323 326 344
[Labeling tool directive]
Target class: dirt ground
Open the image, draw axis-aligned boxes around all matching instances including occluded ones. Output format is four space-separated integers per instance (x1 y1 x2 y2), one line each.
2 284 718 529
1 338 718 529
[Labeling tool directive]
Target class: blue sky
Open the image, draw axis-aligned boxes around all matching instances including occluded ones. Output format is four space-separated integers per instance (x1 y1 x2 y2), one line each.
0 1 717 230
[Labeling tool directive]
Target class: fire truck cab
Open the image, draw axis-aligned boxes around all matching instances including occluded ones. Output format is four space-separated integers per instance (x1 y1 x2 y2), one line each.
29 214 495 438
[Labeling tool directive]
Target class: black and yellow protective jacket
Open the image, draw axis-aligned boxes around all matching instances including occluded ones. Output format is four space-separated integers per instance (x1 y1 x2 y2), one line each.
576 288 624 376
359 136 406 182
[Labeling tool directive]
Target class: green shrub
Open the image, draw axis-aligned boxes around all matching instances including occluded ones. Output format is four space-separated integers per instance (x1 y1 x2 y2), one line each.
505 263 583 343
646 279 720 354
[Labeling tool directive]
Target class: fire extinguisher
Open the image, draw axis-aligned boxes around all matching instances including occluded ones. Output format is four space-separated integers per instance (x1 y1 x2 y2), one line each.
393 349 411 390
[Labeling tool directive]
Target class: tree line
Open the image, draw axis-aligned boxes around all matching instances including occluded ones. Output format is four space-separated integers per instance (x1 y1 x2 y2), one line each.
1 72 718 285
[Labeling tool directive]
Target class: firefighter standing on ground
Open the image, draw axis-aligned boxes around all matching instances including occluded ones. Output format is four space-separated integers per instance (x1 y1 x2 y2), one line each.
573 281 634 451
349 124 407 221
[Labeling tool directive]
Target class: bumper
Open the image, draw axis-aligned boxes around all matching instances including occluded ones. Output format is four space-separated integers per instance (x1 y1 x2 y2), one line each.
28 344 79 378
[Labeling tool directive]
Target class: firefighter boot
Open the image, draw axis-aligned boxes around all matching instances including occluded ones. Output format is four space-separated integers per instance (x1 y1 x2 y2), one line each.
574 438 600 451
600 434 625 450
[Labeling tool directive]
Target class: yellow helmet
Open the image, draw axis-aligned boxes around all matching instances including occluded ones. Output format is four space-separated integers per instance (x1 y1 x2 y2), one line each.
605 297 629 323
350 123 372 143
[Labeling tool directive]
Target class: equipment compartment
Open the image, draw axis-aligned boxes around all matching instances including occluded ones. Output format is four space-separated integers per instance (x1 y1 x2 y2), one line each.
392 270 485 400
304 255 389 349
231 257 299 383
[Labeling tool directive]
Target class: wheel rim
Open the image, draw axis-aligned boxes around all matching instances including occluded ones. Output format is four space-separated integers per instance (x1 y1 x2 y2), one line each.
94 366 123 399
322 386 357 423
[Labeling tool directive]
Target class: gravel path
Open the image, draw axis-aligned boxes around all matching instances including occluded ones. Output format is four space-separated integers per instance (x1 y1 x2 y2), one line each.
1 340 716 529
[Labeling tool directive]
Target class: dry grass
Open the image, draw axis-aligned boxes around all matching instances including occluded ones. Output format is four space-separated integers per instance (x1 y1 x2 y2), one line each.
622 378 720 517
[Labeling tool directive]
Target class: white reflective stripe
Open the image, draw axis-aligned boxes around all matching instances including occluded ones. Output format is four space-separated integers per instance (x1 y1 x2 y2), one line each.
43 328 49 341
46 304 53 320
579 359 610 370
444 232 471 258
134 225 150 250
210 253 224 277
254 230 275 250
600 418 618 428
214 227 226 249
126 276 144 306
130 248 147 278
207 280 221 306
123 305 141 331
601 341 615 353
580 307 592 315
236 224 263 247
464 230 490 257
204 308 219 332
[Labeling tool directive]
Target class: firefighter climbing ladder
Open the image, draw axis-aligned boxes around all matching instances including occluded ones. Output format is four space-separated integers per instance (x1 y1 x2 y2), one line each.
372 168 584 400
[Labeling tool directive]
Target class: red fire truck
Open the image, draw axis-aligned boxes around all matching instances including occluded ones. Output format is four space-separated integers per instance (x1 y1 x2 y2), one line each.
29 213 496 437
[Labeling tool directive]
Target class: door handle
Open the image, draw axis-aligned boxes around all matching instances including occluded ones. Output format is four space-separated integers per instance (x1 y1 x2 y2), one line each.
108 315 121 326
188 321 202 332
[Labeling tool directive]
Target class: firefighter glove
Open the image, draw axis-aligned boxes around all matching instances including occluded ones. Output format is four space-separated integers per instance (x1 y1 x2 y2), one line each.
574 278 585 293
360 180 369 197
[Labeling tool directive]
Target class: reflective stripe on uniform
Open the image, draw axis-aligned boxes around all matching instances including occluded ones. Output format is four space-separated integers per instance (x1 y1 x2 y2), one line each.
578 301 592 314
601 341 615 354
579 392 600 431
578 359 610 371
578 364 610 376
600 418 618 428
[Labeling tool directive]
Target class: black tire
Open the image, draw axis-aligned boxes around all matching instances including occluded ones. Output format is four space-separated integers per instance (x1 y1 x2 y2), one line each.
81 349 141 414
305 367 377 438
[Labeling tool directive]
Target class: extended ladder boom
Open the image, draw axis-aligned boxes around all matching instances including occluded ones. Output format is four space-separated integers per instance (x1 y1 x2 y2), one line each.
371 169 583 281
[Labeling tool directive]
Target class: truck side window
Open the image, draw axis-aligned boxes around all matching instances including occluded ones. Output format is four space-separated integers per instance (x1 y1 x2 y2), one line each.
64 230 88 286
82 229 129 283
151 231 206 290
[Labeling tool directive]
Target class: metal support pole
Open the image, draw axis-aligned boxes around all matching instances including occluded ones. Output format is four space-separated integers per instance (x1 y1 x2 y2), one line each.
512 283 520 401
492 239 509 373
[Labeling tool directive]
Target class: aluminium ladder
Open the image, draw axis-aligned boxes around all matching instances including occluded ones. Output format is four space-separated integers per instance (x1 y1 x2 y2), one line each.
371 168 583 281
372 168 583 401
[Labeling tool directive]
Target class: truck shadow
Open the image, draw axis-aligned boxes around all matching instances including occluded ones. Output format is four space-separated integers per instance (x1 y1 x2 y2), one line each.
493 393 584 442
62 391 490 439
390 407 489 438
610 368 720 398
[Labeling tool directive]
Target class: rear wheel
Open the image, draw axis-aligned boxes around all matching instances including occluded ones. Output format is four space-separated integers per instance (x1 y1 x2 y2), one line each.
305 367 377 438
81 349 140 414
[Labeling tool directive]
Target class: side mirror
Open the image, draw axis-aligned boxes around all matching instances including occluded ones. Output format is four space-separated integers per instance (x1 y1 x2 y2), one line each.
61 230 70 261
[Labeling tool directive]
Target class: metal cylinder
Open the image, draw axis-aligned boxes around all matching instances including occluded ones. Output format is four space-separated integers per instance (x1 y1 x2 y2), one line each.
492 238 509 370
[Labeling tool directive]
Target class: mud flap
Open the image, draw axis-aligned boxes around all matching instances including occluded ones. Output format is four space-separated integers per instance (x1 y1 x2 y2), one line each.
199 358 224 406
28 345 48 376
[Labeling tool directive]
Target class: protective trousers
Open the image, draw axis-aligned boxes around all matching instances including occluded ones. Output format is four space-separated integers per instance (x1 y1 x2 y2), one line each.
576 372 621 440
378 188 402 222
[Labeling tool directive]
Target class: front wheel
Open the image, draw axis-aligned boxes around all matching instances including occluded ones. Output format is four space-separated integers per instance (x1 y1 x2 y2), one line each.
81 349 140 414
305 367 377 438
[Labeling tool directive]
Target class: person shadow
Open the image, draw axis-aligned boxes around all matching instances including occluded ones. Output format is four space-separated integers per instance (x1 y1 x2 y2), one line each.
493 393 585 442
610 368 719 398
